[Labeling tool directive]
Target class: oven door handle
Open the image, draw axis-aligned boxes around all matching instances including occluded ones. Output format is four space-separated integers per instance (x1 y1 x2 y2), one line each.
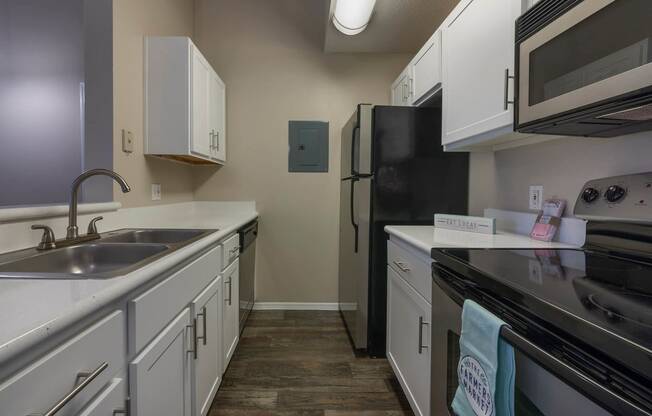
500 326 651 416
433 263 651 416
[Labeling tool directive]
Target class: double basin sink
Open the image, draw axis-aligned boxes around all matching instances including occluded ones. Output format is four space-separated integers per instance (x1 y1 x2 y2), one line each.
0 229 217 280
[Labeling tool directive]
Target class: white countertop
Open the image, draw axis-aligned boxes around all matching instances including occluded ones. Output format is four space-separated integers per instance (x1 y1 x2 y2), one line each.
385 225 579 256
0 201 257 366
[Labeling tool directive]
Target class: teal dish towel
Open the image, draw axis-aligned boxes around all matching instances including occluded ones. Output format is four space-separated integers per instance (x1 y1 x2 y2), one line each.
452 300 515 416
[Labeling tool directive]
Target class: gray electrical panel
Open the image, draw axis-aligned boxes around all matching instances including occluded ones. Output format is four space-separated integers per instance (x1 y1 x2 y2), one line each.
288 121 329 172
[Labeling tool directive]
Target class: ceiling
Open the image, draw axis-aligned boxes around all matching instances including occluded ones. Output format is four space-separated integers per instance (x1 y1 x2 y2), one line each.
324 0 460 53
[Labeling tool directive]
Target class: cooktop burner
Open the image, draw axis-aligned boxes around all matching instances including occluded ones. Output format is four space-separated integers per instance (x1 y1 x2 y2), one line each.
436 247 652 354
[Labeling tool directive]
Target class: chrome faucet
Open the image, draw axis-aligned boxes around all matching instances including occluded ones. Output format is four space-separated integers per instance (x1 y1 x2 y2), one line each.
66 169 131 239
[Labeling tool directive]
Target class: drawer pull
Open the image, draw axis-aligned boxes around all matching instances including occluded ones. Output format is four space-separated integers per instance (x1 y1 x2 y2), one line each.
197 306 207 346
393 261 411 273
229 246 240 256
418 316 429 354
30 361 108 416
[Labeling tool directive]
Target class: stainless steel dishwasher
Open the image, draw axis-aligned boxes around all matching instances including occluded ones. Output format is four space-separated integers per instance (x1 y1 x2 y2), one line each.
238 220 257 332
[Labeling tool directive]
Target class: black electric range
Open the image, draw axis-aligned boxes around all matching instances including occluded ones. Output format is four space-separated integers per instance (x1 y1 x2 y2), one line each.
431 172 652 416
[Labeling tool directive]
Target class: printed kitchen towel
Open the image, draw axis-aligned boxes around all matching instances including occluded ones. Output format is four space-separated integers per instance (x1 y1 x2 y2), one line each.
452 300 515 416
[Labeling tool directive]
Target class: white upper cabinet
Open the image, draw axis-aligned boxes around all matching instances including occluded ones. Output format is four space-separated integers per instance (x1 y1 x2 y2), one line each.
145 36 226 165
391 67 411 106
441 0 526 150
412 30 442 105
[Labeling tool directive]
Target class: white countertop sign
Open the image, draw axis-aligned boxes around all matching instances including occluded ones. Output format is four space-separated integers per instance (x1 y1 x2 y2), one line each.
385 209 586 256
0 201 258 365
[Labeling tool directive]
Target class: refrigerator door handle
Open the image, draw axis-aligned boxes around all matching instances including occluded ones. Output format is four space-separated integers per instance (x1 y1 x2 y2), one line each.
351 125 360 176
350 177 359 253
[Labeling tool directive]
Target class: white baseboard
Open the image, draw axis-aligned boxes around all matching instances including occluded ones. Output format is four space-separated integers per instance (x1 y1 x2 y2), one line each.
252 302 340 311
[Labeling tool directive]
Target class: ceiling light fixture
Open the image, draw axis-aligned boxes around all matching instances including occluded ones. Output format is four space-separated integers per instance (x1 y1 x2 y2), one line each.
332 0 377 36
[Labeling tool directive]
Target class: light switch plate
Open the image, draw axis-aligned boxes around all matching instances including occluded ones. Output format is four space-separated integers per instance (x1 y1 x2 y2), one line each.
122 129 134 153
529 185 544 210
151 184 161 201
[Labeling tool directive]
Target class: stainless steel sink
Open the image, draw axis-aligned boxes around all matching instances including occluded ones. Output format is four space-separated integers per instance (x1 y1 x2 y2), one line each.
0 244 168 278
100 229 208 244
0 228 217 279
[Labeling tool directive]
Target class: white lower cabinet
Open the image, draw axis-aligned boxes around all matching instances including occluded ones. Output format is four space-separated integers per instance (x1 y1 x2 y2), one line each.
192 277 223 416
222 259 240 368
387 266 431 416
0 236 247 416
0 310 125 416
130 308 193 416
78 377 128 416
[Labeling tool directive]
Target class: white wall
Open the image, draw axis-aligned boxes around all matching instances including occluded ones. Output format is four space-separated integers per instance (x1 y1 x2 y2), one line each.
468 132 652 217
193 0 411 303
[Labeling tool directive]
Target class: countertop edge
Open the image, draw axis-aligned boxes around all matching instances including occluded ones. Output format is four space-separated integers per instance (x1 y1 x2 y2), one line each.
0 211 258 366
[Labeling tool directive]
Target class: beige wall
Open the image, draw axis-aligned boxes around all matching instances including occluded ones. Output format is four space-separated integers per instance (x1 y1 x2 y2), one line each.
193 0 411 302
468 131 652 217
112 0 197 207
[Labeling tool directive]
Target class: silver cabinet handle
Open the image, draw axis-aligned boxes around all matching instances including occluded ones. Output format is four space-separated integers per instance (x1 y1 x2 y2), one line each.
29 362 108 416
504 68 515 110
229 246 240 256
197 306 207 346
187 320 197 360
216 131 220 152
226 277 232 306
418 316 429 354
393 260 411 273
408 78 414 97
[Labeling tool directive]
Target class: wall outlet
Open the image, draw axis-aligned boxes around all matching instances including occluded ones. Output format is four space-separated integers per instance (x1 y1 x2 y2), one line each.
122 129 134 153
151 183 161 201
529 185 544 210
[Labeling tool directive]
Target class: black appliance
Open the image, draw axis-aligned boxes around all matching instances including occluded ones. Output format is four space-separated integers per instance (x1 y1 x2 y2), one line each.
431 172 652 415
515 0 652 137
238 219 257 332
338 104 469 357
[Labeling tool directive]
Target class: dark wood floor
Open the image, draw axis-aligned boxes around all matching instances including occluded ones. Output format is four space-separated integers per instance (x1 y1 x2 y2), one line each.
209 310 414 416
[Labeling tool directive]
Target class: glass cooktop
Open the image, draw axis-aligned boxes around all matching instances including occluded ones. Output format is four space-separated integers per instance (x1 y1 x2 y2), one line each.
432 247 652 381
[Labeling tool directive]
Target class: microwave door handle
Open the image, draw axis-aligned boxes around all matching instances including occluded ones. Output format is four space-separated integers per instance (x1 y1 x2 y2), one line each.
504 68 515 111
500 326 648 416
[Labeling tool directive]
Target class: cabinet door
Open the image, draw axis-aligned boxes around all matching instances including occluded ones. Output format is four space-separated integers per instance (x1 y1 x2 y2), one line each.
191 49 212 158
442 0 522 146
209 70 226 163
192 277 223 416
391 72 409 106
412 30 442 104
130 308 193 416
222 259 240 369
387 266 431 416
78 378 127 416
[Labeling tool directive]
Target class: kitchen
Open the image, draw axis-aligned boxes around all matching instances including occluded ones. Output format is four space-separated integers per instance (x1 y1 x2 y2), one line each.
1 0 651 415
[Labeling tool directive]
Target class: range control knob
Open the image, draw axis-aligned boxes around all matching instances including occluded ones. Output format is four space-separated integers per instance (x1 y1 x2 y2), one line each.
582 187 600 203
605 185 627 203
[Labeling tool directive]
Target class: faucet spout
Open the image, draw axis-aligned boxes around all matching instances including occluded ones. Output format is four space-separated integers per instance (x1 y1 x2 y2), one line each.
67 169 131 239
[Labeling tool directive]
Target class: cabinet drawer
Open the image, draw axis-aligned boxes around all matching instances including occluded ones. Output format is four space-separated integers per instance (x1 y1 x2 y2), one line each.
0 311 125 416
78 377 127 416
128 245 221 355
222 234 240 269
388 240 432 303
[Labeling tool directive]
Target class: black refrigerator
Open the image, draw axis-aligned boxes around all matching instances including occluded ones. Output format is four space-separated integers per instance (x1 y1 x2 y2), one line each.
338 104 469 357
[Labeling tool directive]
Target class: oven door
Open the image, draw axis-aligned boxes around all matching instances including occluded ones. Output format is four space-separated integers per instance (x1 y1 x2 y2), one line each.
518 0 652 126
431 263 632 416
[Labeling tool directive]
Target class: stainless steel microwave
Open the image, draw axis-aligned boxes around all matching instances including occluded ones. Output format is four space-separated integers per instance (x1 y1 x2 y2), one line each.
515 0 652 137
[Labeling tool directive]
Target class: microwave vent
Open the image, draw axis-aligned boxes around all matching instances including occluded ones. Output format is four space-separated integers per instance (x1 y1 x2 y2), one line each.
598 104 652 122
